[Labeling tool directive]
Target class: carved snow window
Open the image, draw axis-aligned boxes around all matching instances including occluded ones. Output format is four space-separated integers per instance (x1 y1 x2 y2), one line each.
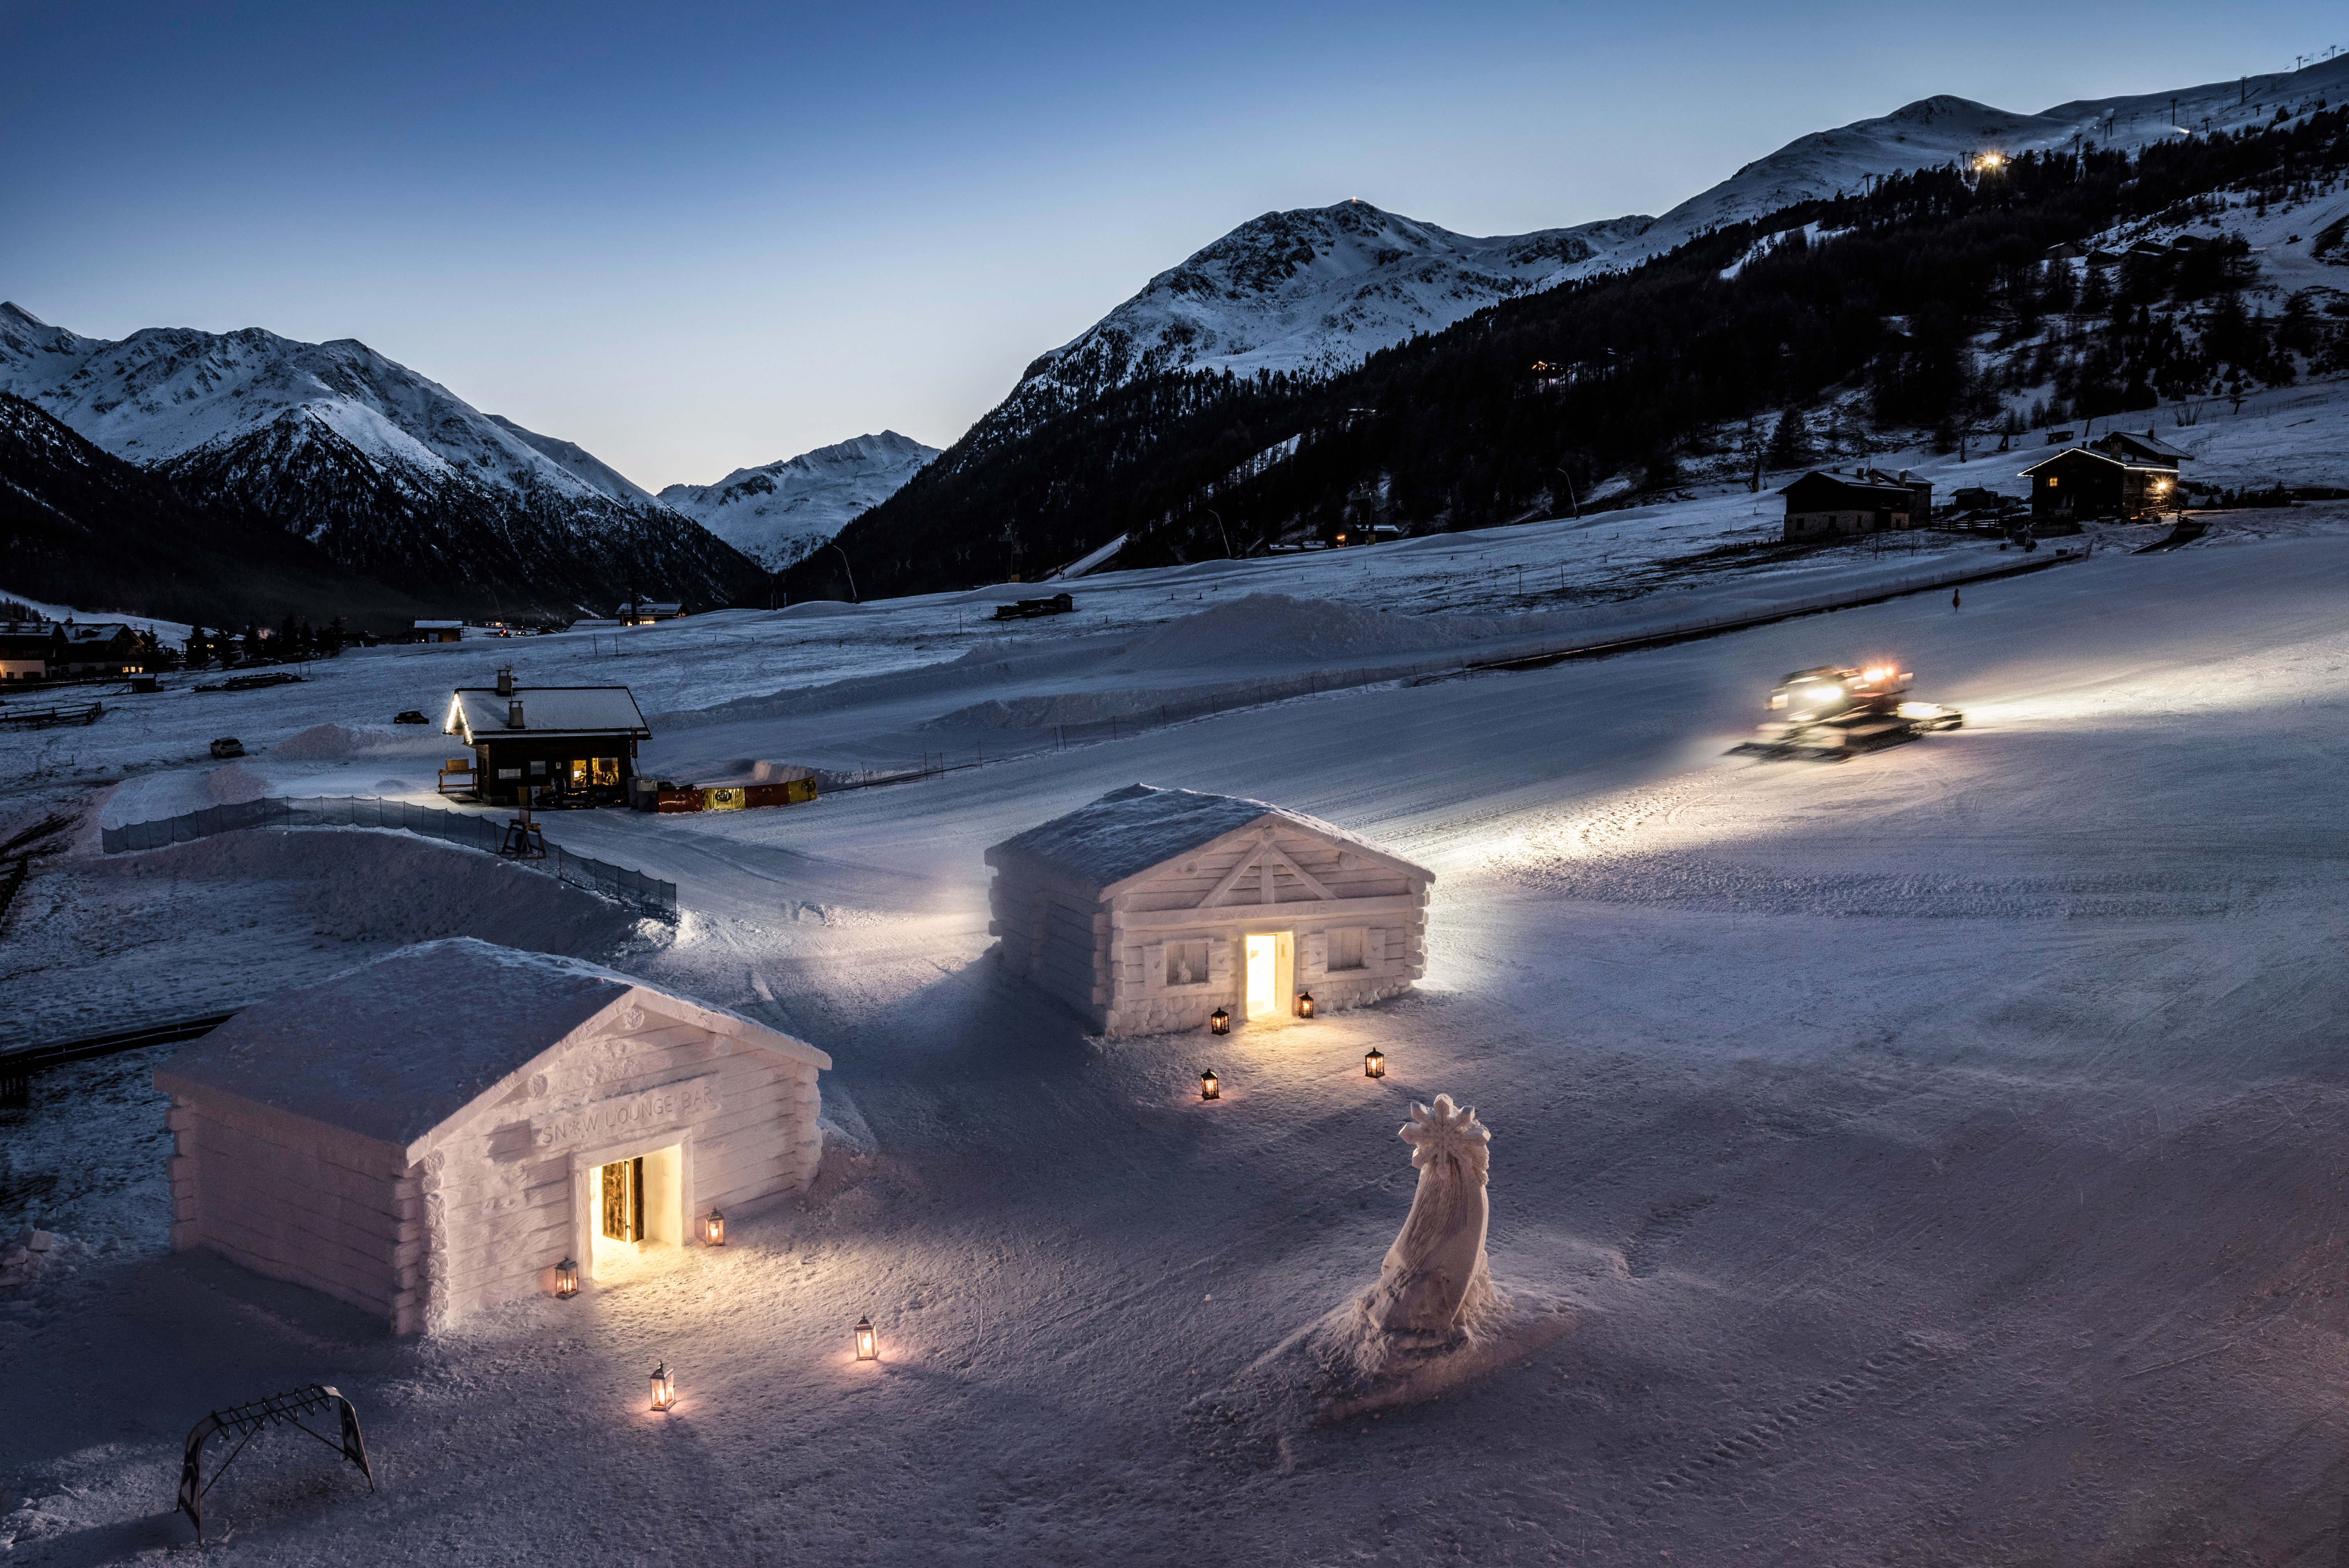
1166 941 1210 988
1328 927 1367 972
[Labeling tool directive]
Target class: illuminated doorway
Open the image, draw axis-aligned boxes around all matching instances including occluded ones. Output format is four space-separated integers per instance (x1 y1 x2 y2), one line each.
586 1144 683 1278
1244 932 1293 1020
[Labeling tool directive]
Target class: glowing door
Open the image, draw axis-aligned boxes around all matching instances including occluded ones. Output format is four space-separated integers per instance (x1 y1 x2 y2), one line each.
1244 935 1274 1018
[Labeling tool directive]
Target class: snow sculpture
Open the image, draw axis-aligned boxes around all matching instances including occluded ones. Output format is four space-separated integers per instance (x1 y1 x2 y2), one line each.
1366 1095 1493 1340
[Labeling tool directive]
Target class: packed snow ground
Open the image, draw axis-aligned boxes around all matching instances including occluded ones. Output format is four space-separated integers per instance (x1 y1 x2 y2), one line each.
7 391 2349 1563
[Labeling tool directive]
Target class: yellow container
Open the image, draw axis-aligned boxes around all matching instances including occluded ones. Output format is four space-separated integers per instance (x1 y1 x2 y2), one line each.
702 786 746 811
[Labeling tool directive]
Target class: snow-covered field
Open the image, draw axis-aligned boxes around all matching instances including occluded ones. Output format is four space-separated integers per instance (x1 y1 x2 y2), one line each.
7 382 2349 1563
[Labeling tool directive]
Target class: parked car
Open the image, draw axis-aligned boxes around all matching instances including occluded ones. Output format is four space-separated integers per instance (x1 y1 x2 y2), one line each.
393 709 429 724
209 738 244 759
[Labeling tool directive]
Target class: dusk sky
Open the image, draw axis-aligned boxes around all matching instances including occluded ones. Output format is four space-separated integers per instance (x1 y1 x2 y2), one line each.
5 1 2340 487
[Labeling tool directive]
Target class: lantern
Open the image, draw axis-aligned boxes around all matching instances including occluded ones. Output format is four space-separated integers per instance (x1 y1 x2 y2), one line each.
704 1208 725 1246
1296 991 1315 1019
854 1315 877 1361
650 1362 675 1412
1210 1007 1231 1035
1364 1048 1386 1079
1200 1068 1220 1101
554 1257 579 1298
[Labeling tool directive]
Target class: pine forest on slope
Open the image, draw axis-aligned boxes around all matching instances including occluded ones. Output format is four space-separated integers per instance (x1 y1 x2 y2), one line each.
0 393 444 631
793 87 2349 601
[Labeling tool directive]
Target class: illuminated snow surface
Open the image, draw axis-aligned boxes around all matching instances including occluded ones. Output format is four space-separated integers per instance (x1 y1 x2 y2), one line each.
6 390 2349 1561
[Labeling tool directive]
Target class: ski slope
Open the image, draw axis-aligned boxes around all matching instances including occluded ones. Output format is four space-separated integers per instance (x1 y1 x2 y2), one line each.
6 433 2349 1558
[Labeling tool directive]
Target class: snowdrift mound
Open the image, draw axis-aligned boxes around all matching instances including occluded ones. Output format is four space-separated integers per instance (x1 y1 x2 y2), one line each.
269 723 393 760
1192 1284 1583 1458
203 762 269 805
97 826 647 951
1118 593 1508 670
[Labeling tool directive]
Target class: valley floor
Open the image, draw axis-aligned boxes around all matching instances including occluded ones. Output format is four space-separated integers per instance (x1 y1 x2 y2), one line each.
5 450 2349 1559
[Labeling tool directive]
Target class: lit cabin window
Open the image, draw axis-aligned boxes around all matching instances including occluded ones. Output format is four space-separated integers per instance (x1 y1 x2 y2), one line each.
1329 927 1367 972
2046 476 2058 487
593 758 620 786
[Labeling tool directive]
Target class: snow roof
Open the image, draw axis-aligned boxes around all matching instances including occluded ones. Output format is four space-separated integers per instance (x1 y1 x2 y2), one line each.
153 939 828 1159
444 685 649 741
2099 430 2196 461
2018 445 2178 476
1781 469 1916 499
986 783 1433 894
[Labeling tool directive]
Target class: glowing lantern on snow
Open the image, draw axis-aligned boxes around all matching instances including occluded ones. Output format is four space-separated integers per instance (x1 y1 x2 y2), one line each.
1200 1068 1221 1101
854 1315 877 1361
1210 1007 1231 1035
650 1362 675 1412
1364 1048 1386 1079
1296 991 1315 1019
704 1208 725 1246
554 1257 579 1298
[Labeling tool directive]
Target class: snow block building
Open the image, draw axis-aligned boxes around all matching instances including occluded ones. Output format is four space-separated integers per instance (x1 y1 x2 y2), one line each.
985 784 1433 1036
153 939 830 1335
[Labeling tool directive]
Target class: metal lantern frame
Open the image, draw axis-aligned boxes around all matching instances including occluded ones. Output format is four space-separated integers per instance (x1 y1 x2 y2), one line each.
1199 1067 1221 1101
651 1362 676 1412
704 1208 726 1246
554 1256 579 1297
1364 1048 1386 1079
854 1315 878 1361
1296 991 1315 1019
1210 1007 1231 1035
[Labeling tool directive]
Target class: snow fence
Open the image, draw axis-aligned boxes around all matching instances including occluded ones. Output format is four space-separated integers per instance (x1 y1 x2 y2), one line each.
100 796 677 917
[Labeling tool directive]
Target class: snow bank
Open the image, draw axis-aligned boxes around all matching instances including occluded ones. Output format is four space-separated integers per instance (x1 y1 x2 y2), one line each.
268 723 395 760
95 826 647 951
1116 593 1507 669
203 762 269 805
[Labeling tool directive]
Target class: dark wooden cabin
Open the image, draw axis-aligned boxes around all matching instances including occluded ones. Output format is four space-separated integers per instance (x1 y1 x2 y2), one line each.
1780 470 1930 541
442 675 650 806
2019 447 2179 521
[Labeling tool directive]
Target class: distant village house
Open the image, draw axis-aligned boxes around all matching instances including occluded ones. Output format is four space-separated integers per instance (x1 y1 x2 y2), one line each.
1780 469 1934 542
413 620 465 643
618 601 687 626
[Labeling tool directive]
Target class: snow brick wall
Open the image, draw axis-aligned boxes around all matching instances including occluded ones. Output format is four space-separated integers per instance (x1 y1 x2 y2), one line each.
985 784 1432 1037
153 939 830 1334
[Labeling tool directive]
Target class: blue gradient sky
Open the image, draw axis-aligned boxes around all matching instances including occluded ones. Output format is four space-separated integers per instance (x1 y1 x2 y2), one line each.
4 1 2339 487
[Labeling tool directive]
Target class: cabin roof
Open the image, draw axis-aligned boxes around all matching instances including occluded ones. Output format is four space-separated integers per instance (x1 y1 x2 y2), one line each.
2018 445 2179 477
444 686 649 741
153 939 827 1156
986 783 1433 894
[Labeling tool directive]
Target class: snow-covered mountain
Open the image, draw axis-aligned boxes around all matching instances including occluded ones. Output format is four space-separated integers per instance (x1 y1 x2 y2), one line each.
973 57 2349 444
657 431 940 571
0 303 765 615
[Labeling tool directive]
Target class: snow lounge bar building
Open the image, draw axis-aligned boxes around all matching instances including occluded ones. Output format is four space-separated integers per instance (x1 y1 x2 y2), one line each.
986 784 1432 1037
153 939 830 1334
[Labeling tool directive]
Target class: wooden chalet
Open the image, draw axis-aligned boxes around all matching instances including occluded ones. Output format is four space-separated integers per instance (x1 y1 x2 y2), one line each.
413 620 465 643
618 601 687 626
442 669 650 806
2019 446 2179 521
1780 469 1932 541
